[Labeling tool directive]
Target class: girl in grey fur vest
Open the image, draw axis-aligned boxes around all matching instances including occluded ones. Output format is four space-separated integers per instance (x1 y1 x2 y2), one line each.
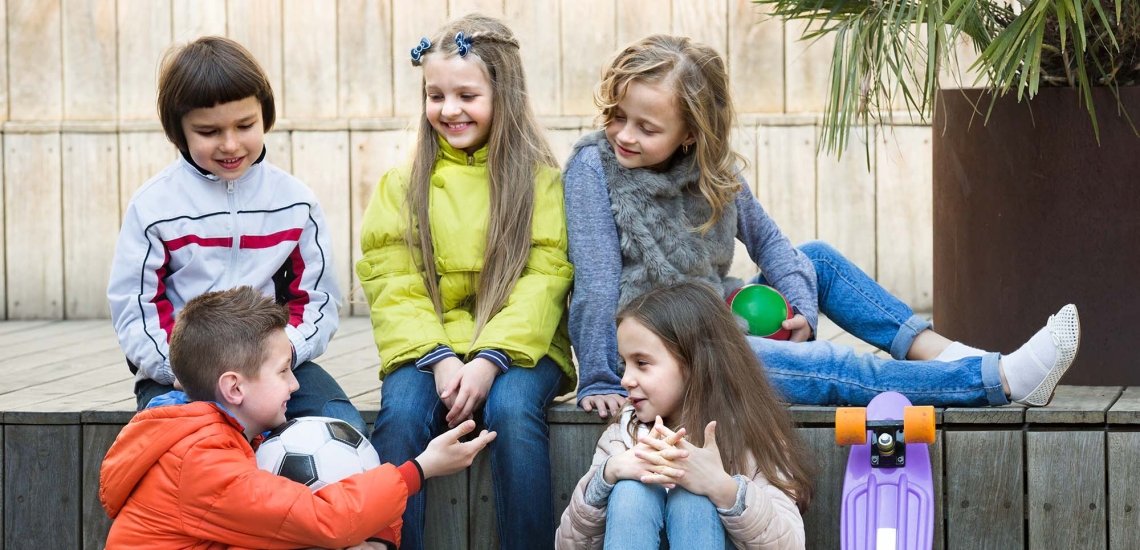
565 34 1082 425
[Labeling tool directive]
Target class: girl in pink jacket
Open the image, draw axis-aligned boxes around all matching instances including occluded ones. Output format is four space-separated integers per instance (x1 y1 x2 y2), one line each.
556 282 813 549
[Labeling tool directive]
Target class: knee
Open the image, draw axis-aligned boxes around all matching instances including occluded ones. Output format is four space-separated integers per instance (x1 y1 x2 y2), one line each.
483 393 546 436
665 487 717 515
798 239 838 262
608 481 666 521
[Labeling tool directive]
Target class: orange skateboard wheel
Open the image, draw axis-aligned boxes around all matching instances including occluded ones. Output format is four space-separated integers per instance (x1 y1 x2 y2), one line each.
835 407 867 445
904 405 936 444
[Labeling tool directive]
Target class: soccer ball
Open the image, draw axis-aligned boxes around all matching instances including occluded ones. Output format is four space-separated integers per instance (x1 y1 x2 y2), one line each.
255 416 381 491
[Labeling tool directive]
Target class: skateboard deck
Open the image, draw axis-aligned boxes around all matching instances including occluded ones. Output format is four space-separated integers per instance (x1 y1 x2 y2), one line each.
836 391 935 550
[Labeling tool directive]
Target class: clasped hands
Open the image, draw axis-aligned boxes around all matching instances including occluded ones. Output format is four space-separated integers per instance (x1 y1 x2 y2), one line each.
602 416 739 509
432 356 500 428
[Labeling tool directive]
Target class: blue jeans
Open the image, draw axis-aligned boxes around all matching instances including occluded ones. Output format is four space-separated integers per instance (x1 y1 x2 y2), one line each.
603 480 730 550
133 360 368 435
371 357 565 550
749 241 1007 407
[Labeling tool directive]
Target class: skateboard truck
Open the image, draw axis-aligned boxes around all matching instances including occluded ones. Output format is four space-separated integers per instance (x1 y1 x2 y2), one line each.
868 423 906 468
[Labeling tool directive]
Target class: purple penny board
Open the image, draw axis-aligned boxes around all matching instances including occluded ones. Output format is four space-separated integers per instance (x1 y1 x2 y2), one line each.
840 391 934 550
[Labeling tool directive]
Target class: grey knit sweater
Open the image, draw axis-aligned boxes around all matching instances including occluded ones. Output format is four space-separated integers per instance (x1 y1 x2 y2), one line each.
565 141 818 400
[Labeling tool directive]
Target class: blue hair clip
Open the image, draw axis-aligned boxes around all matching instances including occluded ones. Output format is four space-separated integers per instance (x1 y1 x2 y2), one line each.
455 32 473 57
410 37 431 63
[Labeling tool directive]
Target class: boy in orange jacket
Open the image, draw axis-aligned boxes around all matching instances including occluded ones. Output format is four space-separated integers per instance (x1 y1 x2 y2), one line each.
99 287 495 549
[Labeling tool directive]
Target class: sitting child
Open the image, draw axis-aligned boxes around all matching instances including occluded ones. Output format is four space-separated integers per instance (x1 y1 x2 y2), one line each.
556 282 813 549
99 287 495 549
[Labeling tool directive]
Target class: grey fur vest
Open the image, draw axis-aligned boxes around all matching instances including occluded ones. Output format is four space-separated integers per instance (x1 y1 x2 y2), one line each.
569 131 741 309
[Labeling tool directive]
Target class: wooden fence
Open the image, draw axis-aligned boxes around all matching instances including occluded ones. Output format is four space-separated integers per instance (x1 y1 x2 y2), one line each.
0 0 983 321
4 386 1139 549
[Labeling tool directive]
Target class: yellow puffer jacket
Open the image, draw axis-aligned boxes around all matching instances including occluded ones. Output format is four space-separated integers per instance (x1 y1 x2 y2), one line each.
357 138 575 383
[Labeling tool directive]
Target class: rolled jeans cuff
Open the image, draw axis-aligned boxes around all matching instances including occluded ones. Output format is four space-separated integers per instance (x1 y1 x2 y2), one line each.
889 314 934 360
982 352 1009 406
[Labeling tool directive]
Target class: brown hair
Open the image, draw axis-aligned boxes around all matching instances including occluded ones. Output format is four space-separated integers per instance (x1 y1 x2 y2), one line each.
406 13 557 339
169 286 289 402
157 36 276 152
616 282 815 511
595 35 743 233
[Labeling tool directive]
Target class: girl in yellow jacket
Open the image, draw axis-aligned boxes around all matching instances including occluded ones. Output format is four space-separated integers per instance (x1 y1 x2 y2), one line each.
356 13 574 550
556 282 813 549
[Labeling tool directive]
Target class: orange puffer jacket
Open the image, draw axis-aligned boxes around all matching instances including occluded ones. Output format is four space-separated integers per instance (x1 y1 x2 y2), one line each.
100 400 420 549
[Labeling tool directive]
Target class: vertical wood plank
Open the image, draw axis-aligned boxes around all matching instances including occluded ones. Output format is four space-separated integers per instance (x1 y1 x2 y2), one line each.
817 129 877 277
172 0 227 42
264 130 293 173
392 0 449 117
545 125 585 168
4 424 81 549
283 0 338 119
876 126 932 309
729 0 784 113
617 0 670 46
0 0 9 123
549 422 606 527
338 0 394 118
63 134 120 319
729 123 759 279
672 0 727 56
1109 432 1140 549
227 0 285 104
504 0 561 116
798 427 849 550
0 424 4 546
118 132 178 215
561 0 614 116
756 125 816 247
8 0 62 121
945 430 1024 549
349 130 414 316
62 0 116 120
1028 431 1106 550
5 133 64 319
931 434 945 550
292 131 352 314
0 135 6 316
784 20 833 113
117 0 171 121
425 471 470 550
468 450 499 550
449 0 504 17
82 424 124 550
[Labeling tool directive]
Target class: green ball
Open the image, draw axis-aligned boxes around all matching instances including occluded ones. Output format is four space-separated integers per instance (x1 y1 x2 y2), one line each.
728 284 792 339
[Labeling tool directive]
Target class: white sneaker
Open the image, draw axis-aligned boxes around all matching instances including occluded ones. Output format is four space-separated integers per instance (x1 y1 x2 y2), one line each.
1014 304 1081 406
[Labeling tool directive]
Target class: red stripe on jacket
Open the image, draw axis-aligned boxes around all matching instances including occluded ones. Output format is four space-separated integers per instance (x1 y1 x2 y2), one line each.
286 244 310 327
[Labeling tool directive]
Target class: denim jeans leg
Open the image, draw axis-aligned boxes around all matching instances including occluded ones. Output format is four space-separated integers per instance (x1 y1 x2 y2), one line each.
797 240 933 358
134 378 175 411
750 336 1008 406
285 361 368 435
370 365 447 550
604 480 666 550
663 488 727 549
483 357 565 550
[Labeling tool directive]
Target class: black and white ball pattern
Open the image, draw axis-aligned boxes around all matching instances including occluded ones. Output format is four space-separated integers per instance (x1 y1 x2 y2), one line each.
255 416 380 491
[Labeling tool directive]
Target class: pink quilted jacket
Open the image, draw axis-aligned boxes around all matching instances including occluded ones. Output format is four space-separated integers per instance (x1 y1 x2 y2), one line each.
555 416 806 549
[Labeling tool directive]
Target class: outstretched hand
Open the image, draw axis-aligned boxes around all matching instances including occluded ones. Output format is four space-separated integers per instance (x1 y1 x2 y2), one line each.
416 419 496 479
635 417 739 509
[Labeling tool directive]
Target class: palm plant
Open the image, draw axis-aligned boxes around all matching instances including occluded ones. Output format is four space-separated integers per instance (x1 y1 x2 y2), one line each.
754 0 1138 156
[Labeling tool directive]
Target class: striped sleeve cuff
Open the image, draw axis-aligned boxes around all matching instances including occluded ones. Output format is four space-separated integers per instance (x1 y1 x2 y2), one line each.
415 345 458 372
475 349 511 373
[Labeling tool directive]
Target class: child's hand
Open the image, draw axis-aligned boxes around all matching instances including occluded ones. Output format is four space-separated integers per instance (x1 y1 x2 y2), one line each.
580 393 627 419
603 423 687 485
441 358 499 428
416 419 496 479
637 419 739 509
782 314 812 342
432 356 465 411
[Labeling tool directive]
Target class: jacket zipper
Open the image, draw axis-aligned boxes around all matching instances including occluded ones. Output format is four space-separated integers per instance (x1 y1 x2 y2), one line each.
467 153 475 166
224 180 240 287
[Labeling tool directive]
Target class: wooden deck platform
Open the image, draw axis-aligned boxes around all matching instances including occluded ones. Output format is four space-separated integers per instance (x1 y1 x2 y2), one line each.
1 318 1138 549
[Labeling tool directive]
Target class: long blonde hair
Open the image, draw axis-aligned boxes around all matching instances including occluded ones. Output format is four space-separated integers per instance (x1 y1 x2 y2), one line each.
407 14 557 337
616 282 815 511
595 35 744 233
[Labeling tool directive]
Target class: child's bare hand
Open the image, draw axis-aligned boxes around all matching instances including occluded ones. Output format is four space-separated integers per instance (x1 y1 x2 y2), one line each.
442 358 499 427
415 419 496 479
432 356 465 411
638 421 739 508
580 393 627 419
782 314 812 342
603 417 686 486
